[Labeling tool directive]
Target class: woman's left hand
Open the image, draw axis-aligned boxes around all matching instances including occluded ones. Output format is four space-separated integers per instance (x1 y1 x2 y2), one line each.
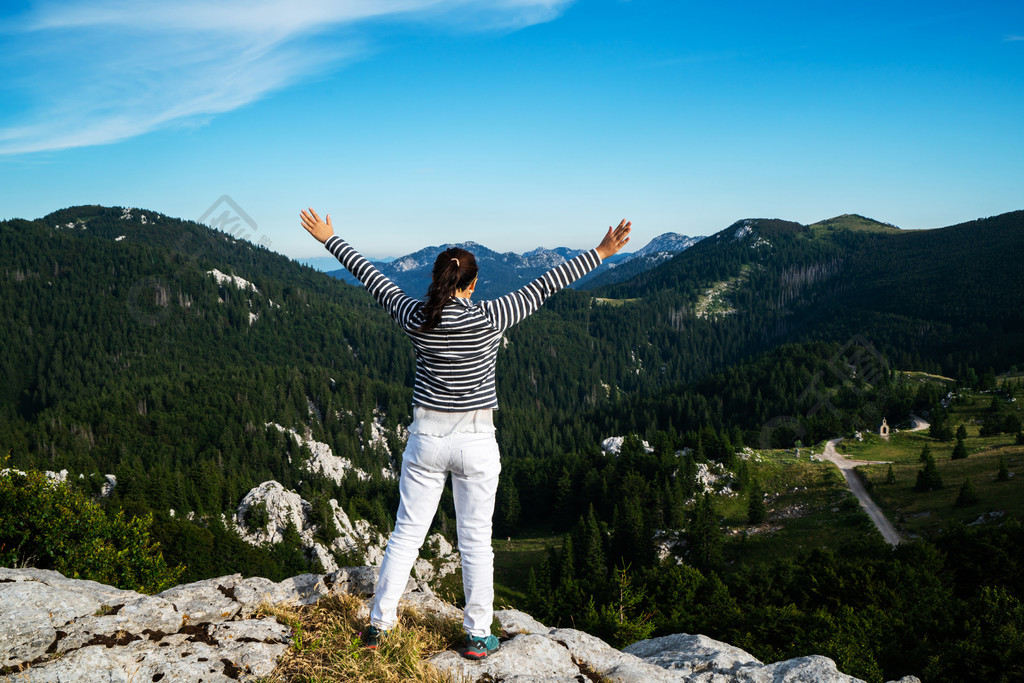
300 208 334 243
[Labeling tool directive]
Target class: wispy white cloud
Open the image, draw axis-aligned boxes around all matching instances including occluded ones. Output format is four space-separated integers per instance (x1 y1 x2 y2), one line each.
0 0 571 155
1005 34 1024 42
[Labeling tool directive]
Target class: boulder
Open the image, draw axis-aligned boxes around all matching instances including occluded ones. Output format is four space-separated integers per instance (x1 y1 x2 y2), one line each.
494 608 549 635
622 633 762 677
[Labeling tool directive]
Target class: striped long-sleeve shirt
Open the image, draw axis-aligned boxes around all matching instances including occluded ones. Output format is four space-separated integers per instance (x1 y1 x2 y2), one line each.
325 235 602 412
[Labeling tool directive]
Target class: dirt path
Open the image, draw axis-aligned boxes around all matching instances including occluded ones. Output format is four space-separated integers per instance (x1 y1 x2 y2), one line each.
907 413 930 432
817 438 903 546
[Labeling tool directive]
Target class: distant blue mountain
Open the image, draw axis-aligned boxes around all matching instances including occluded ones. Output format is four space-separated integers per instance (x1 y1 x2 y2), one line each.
324 233 701 299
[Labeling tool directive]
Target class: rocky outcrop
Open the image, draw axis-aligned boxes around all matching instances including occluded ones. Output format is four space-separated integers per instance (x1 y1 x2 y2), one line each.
266 417 400 483
233 480 387 573
2 567 920 683
233 480 460 583
265 422 376 482
601 435 654 454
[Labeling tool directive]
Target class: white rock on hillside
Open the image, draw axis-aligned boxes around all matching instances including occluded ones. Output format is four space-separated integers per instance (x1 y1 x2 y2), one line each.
266 421 374 483
206 268 259 293
363 409 404 459
232 481 459 583
601 436 654 455
653 529 687 565
234 481 386 574
412 533 462 584
0 468 69 484
100 473 116 497
0 567 920 683
695 462 729 493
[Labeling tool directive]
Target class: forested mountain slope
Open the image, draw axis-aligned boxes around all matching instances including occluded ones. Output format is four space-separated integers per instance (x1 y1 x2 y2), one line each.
596 210 1024 380
2 205 1022 580
5 206 1022 479
1 206 419 579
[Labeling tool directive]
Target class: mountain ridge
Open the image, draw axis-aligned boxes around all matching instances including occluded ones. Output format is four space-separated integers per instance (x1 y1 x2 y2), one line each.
324 231 701 298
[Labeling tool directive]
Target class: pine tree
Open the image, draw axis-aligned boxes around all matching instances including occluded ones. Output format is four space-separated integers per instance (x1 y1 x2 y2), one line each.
555 534 585 618
915 453 944 491
497 477 521 533
956 424 968 441
919 443 932 463
575 506 607 587
951 436 969 460
525 552 554 622
612 498 649 567
747 477 766 526
886 464 896 485
690 492 723 571
681 453 699 498
997 456 1010 482
955 478 979 506
555 466 574 518
598 564 655 648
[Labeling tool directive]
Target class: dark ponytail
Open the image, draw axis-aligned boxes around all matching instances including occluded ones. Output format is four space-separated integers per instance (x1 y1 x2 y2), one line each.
418 247 478 331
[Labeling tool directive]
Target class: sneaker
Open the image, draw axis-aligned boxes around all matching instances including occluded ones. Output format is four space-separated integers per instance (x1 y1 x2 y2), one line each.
462 633 500 660
361 625 388 650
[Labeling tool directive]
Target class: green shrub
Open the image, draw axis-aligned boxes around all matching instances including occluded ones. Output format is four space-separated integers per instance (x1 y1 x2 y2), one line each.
0 463 183 593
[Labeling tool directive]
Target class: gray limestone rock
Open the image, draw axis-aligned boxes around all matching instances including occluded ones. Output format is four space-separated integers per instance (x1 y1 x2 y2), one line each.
324 565 381 597
157 575 245 624
4 617 290 682
400 591 463 622
548 628 680 682
0 568 143 668
495 608 549 635
754 655 866 682
623 633 763 676
431 633 582 682
50 594 182 654
0 568 288 682
622 633 872 682
431 628 680 683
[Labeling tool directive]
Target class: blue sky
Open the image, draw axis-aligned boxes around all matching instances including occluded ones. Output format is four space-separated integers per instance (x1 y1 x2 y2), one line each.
1 1 1021 259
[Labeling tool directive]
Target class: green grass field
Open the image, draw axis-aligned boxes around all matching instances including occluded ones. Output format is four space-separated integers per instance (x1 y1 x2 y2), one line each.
593 297 642 306
492 533 563 607
835 388 1024 538
721 449 878 566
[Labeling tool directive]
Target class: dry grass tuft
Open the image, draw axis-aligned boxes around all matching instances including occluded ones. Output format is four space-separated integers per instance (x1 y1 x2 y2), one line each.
259 593 468 682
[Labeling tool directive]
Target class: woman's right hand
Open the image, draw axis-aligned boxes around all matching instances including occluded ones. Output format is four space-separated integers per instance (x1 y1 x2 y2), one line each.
596 219 632 260
300 208 335 244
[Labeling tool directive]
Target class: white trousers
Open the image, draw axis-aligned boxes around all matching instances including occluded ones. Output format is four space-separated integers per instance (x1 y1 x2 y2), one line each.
370 430 501 637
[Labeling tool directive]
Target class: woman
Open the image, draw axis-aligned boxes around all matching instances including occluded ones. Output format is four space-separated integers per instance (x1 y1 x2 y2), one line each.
300 208 631 659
